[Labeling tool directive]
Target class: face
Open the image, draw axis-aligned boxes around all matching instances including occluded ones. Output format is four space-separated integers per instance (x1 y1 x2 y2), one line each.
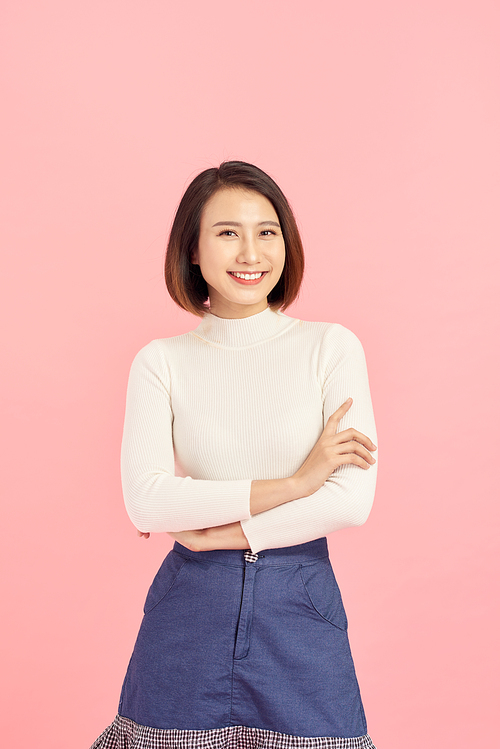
193 187 286 319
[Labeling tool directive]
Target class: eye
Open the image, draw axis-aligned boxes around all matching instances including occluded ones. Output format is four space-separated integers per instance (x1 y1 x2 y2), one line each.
260 229 277 236
217 229 237 237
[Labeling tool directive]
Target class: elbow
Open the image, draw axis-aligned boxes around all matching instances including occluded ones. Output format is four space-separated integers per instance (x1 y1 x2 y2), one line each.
346 491 375 527
347 506 372 527
122 474 177 533
337 470 377 528
331 489 374 530
125 503 178 534
125 502 156 533
123 487 171 534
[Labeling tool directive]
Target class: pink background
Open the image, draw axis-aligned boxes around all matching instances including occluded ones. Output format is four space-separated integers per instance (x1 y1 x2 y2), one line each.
1 1 499 747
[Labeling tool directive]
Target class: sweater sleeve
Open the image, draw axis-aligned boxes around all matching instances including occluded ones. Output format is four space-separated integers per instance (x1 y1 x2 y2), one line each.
121 340 252 533
240 326 378 553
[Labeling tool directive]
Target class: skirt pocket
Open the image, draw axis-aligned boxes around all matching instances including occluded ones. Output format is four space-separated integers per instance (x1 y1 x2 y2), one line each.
143 550 189 614
298 559 348 631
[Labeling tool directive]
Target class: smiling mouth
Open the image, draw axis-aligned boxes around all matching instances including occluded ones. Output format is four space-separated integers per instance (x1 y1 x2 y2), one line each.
227 271 268 285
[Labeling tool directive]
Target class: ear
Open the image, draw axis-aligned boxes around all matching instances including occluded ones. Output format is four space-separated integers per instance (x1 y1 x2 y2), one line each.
190 246 199 265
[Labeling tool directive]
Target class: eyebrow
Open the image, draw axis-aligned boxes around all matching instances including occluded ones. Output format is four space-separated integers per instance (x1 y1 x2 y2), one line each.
211 220 281 228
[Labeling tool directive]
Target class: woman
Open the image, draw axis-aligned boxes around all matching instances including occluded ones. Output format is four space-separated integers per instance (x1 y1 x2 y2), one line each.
91 161 378 749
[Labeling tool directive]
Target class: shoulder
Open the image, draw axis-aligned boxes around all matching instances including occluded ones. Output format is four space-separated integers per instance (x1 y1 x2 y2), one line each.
130 338 166 369
130 330 194 367
283 317 368 386
126 335 183 388
320 322 365 356
317 325 366 380
284 314 365 355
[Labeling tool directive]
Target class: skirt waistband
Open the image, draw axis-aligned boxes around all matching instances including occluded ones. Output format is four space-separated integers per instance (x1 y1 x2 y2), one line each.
172 537 329 567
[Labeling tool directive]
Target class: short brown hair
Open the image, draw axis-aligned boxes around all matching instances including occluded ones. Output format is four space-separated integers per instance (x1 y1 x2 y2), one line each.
165 161 305 316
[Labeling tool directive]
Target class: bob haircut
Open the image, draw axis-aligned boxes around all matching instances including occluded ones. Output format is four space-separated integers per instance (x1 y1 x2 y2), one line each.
165 161 305 316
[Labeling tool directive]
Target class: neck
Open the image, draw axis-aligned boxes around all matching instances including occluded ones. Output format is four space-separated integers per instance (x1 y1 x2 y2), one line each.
193 306 297 349
207 299 269 319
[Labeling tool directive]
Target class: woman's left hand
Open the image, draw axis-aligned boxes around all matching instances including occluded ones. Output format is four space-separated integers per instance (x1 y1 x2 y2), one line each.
168 522 249 552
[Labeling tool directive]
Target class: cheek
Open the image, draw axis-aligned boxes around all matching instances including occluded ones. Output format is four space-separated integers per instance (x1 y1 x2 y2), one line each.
194 242 216 271
276 244 286 273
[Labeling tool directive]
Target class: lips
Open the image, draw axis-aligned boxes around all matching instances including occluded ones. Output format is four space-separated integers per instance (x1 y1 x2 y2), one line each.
227 271 268 285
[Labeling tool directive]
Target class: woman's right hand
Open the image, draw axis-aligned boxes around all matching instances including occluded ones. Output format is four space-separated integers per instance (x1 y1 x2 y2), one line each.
248 398 376 515
290 398 377 499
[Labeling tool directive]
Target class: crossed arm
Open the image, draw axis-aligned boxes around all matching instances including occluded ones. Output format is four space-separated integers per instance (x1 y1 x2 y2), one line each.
137 397 376 551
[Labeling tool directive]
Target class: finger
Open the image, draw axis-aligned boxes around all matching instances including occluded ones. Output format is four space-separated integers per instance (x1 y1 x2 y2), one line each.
334 440 377 463
326 398 353 428
333 427 377 449
337 452 374 470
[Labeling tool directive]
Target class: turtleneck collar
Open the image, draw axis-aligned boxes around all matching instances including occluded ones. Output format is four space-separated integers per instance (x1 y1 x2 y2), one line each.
191 306 297 349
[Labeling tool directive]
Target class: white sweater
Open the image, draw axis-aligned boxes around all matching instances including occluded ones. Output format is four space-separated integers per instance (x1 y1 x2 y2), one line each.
121 307 377 553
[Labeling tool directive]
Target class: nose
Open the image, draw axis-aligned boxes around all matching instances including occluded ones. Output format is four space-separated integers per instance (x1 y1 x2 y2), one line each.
236 236 262 265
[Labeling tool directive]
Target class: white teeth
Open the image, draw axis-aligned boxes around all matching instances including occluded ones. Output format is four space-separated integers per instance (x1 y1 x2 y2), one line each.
231 272 264 280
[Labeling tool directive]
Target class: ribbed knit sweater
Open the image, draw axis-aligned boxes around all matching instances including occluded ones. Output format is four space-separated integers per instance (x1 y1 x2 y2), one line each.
121 307 377 553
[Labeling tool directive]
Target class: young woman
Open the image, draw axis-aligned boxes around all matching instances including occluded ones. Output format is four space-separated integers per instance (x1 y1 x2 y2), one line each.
91 161 378 749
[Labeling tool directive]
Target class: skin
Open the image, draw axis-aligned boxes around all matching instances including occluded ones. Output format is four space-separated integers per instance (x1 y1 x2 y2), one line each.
191 187 286 319
138 187 377 549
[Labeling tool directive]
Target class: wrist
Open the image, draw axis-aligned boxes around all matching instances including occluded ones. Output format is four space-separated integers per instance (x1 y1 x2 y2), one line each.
199 527 213 550
190 523 248 551
287 474 308 500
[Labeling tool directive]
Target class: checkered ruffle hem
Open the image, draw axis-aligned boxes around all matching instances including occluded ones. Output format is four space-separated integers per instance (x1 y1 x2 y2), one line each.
90 715 376 749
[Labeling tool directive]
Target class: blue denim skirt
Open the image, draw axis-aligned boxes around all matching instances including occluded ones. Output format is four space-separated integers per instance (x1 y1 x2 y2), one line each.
91 538 375 749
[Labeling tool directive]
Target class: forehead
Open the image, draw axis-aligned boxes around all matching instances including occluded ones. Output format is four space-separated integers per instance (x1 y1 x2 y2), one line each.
201 188 278 224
